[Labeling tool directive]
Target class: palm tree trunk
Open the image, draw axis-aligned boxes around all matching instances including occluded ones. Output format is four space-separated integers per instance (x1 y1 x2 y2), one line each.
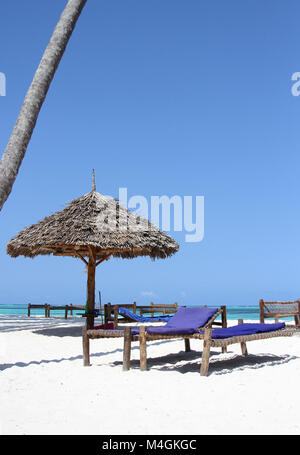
0 0 87 211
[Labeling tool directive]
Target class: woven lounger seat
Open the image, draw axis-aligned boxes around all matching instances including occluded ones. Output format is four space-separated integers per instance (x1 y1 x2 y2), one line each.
86 329 124 339
199 327 294 347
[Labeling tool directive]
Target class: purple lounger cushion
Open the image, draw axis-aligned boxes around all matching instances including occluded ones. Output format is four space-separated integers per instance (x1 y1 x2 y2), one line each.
207 322 286 339
131 307 219 336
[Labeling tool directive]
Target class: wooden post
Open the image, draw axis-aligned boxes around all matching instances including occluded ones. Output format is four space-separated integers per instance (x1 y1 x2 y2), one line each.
45 304 50 318
28 304 31 317
123 327 132 371
104 303 109 328
82 326 90 366
105 304 108 327
221 305 227 328
221 305 228 353
238 318 248 356
86 247 96 330
70 304 73 316
133 301 137 314
295 300 300 327
259 299 264 323
184 338 191 352
139 326 147 371
150 302 154 318
200 328 212 376
113 307 118 329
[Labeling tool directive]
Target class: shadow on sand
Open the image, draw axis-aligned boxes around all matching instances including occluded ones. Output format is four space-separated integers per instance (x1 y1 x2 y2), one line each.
33 326 83 337
113 349 298 376
0 315 84 334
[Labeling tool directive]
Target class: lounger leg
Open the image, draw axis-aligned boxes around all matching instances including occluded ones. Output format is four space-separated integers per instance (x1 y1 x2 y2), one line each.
139 326 147 371
123 327 132 371
240 342 248 356
82 326 91 366
200 329 212 376
184 338 191 352
221 306 227 352
238 319 248 356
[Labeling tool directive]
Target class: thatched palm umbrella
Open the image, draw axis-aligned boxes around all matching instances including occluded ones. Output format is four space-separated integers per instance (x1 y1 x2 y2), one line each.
7 176 179 328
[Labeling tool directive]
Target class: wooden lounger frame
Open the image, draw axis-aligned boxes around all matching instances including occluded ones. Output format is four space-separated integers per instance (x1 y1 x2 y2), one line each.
104 303 136 328
104 302 179 329
82 312 296 376
82 306 228 370
259 299 300 327
122 316 295 375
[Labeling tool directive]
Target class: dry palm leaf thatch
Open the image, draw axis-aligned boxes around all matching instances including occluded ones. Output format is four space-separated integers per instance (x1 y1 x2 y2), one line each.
7 183 179 328
7 190 179 260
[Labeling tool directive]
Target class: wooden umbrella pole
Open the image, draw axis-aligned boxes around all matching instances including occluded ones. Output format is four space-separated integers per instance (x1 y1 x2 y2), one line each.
86 247 96 329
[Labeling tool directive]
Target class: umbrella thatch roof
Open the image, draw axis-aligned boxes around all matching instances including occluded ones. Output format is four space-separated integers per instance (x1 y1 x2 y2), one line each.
7 190 179 260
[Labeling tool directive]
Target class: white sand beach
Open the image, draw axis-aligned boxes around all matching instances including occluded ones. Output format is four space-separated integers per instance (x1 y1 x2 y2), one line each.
1 315 300 435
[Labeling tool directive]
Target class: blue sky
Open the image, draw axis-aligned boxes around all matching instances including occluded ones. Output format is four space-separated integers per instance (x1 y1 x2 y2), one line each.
1 0 300 307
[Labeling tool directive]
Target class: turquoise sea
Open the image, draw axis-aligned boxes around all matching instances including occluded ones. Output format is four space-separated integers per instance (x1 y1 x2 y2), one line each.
0 304 296 323
0 304 85 317
0 304 262 320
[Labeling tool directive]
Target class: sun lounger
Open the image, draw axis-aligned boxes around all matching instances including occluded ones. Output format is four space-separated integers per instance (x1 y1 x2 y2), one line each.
104 302 178 328
259 299 300 327
82 308 296 375
197 319 296 376
82 306 228 367
132 319 295 376
118 307 171 323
